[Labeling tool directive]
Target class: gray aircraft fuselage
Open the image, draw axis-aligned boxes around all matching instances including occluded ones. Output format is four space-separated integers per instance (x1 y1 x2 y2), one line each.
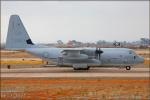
26 47 144 67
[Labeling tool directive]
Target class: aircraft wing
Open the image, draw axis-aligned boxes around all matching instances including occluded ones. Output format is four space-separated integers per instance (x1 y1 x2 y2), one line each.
61 49 88 60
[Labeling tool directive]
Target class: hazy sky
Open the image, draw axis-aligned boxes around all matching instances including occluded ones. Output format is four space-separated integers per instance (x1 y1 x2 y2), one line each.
1 1 149 43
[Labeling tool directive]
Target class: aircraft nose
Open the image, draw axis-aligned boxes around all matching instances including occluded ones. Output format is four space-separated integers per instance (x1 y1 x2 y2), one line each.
138 56 144 63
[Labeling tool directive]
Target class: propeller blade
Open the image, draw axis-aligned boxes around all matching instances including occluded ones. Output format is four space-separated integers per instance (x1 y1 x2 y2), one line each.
99 48 100 60
95 47 103 60
98 53 100 60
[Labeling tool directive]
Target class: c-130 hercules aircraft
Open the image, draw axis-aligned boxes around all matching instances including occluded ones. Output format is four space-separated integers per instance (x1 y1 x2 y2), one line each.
5 15 144 70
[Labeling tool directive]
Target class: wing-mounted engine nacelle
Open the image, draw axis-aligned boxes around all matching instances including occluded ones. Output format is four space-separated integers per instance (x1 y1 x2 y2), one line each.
81 49 96 59
81 48 103 60
62 50 88 60
63 54 88 60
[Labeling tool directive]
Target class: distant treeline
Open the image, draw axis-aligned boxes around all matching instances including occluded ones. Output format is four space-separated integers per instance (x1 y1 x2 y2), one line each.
1 38 149 50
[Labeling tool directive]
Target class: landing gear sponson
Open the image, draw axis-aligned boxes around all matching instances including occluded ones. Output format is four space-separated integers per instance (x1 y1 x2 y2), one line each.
74 66 90 70
73 64 90 70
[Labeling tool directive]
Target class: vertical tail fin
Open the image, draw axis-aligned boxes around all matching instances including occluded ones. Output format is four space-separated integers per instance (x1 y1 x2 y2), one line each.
6 15 34 50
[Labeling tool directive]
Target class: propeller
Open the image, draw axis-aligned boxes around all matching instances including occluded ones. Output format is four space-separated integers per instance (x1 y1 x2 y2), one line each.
113 41 121 47
95 48 103 60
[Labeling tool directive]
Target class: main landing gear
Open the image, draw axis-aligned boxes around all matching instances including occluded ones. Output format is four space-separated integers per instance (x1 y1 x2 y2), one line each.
126 66 131 70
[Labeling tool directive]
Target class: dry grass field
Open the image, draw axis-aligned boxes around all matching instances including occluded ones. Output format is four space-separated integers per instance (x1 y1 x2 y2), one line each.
135 49 149 58
1 79 150 100
1 59 43 65
1 50 37 58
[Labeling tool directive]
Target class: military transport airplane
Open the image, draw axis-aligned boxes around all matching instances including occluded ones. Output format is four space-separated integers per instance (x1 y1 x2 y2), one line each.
5 15 144 70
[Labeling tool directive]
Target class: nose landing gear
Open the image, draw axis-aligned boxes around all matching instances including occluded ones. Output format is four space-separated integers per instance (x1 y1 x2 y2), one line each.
126 66 131 70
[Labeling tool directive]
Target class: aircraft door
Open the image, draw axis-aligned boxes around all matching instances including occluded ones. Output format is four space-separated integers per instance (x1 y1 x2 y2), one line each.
110 58 122 64
124 55 134 64
109 55 123 64
57 57 63 66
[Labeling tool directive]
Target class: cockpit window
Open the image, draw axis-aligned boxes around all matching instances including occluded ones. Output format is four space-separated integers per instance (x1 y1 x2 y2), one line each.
129 50 132 54
129 50 136 55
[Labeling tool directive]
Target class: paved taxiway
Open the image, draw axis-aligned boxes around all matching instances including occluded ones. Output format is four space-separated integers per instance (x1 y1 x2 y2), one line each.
1 67 149 78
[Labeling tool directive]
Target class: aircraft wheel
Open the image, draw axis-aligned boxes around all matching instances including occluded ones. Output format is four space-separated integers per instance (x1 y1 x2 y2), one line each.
126 66 131 70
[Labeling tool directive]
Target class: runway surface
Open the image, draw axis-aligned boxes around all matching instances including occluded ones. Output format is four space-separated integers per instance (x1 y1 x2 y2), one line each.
1 67 149 78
